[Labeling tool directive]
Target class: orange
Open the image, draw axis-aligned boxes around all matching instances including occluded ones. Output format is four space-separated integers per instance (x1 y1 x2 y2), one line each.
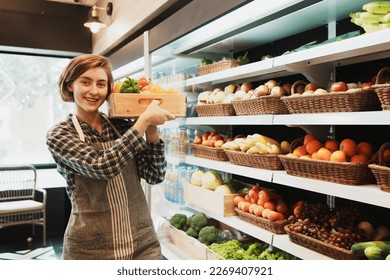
357 142 373 158
305 139 322 154
330 150 347 162
293 145 307 157
311 152 321 160
324 139 339 152
350 153 369 163
286 153 298 158
233 195 245 206
317 147 332 161
303 133 316 145
340 138 358 157
300 155 311 160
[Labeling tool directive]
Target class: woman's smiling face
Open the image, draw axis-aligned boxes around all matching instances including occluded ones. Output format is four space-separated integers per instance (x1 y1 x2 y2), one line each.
68 67 109 116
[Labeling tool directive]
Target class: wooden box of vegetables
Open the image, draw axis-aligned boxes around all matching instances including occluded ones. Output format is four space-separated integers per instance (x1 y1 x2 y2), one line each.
107 93 187 118
184 183 237 217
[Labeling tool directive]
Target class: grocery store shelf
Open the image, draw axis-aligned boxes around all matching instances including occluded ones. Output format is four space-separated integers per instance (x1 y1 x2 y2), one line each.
186 115 274 125
273 111 390 125
185 155 274 182
183 29 390 88
186 111 390 126
187 203 331 260
272 171 390 209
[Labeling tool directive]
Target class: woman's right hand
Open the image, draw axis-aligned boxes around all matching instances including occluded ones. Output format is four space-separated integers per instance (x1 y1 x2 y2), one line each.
134 100 175 134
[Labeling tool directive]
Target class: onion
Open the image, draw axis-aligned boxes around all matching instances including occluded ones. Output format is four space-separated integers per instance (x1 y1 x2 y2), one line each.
265 79 278 90
270 86 285 97
254 85 269 97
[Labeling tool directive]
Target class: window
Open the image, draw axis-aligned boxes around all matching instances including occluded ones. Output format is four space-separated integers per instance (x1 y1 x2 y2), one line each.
0 53 73 165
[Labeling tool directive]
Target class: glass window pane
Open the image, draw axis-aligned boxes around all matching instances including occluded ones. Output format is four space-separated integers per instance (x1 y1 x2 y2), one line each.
0 53 73 165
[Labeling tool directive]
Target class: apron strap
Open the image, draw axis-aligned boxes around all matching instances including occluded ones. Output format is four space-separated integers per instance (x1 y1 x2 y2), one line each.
101 114 122 137
71 115 85 142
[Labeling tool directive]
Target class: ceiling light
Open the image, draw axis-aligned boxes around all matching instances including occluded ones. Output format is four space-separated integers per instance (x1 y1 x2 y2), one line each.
84 2 113 33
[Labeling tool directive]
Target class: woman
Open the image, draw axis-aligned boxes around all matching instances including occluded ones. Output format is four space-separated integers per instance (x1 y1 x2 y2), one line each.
46 54 175 260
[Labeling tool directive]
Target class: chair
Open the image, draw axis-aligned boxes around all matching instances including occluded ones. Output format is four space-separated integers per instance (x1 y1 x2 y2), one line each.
0 165 47 246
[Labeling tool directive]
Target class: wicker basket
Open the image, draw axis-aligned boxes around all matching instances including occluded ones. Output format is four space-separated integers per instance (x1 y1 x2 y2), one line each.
224 150 284 170
281 80 381 114
191 143 229 161
235 208 288 234
195 103 236 117
278 154 375 185
369 142 390 192
284 225 358 260
232 95 289 115
372 67 390 110
197 60 242 76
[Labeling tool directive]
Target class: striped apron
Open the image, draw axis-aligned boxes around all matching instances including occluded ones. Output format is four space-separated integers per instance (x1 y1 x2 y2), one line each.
61 115 161 260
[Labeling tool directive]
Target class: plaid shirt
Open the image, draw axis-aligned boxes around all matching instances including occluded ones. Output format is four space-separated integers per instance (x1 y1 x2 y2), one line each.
46 113 166 195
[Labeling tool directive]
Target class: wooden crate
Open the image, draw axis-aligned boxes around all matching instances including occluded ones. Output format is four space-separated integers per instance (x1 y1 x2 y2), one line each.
107 93 187 118
165 224 208 259
183 183 236 217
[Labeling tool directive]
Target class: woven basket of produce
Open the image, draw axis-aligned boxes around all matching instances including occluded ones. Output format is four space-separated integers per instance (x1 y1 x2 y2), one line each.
224 150 284 170
191 144 229 161
197 60 242 76
372 67 390 110
194 103 236 117
281 80 381 114
369 142 390 192
232 95 289 115
284 225 358 260
235 208 288 234
278 154 375 185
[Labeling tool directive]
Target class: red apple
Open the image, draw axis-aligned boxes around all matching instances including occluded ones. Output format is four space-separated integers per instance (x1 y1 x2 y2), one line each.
360 82 373 90
330 81 348 92
193 134 202 144
305 83 319 92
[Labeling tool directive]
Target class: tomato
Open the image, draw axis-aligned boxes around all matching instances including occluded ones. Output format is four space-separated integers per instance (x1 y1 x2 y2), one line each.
330 81 348 92
137 77 149 88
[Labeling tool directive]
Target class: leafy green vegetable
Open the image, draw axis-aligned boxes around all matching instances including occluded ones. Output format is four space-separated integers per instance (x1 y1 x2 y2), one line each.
208 239 298 260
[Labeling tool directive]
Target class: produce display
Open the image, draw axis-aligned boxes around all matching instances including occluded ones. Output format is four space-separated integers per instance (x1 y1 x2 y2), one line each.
189 168 233 194
287 133 375 163
192 130 229 148
350 1 390 33
168 212 218 246
208 239 298 260
234 184 292 222
113 76 179 94
221 133 290 155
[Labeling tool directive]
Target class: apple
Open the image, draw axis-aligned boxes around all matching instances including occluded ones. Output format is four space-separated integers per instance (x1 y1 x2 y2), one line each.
202 131 211 141
214 139 225 148
295 84 305 94
330 81 348 92
207 131 218 140
313 88 328 94
305 83 319 92
360 82 373 89
193 134 202 144
302 90 314 95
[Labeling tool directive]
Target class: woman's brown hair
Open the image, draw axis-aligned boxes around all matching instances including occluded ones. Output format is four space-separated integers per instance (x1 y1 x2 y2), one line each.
58 54 114 102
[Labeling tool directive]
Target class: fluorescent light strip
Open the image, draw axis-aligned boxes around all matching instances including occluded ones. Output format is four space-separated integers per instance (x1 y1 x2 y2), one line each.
172 0 303 55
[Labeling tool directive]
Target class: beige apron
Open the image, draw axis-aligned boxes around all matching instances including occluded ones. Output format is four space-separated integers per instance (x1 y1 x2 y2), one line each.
61 115 161 260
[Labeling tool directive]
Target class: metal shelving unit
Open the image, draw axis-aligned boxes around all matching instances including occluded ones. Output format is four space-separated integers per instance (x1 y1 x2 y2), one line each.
149 1 390 260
